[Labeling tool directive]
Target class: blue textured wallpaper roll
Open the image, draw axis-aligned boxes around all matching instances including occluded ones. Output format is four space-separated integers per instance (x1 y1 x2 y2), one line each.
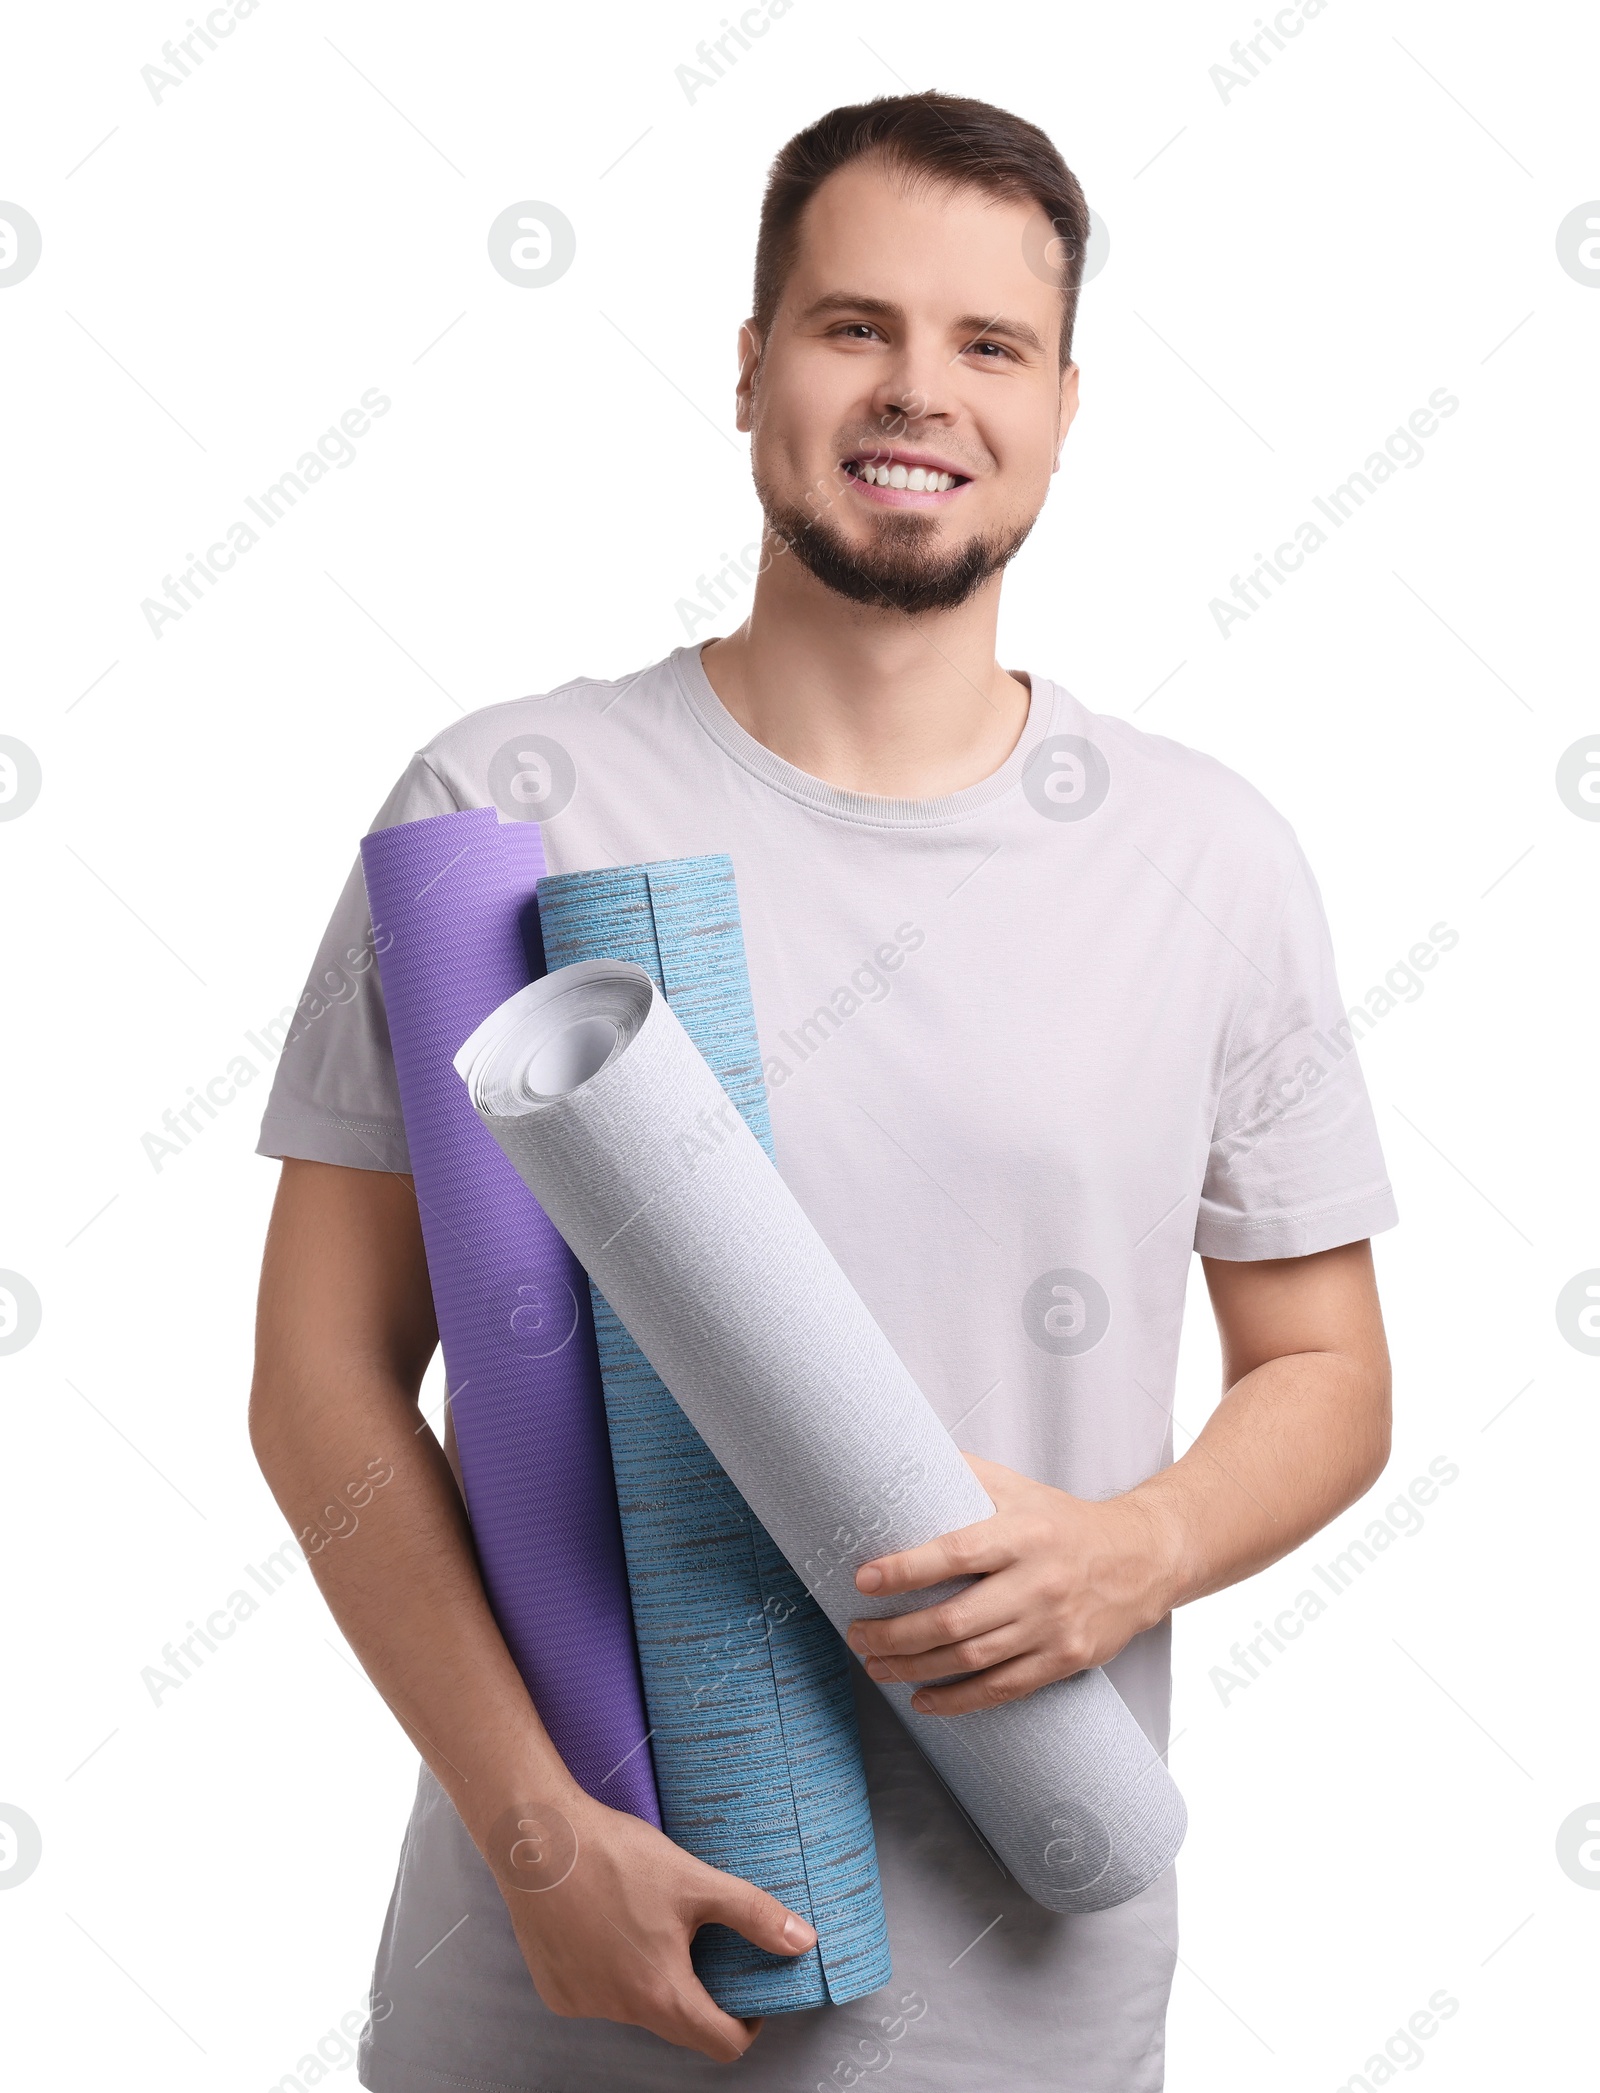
536 856 892 2017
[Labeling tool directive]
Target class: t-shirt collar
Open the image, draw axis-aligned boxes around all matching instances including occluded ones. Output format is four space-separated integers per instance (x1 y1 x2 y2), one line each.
668 641 1062 830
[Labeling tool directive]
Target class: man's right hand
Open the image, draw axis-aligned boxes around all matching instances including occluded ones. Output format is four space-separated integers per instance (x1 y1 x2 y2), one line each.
485 1789 817 2061
251 1159 814 2064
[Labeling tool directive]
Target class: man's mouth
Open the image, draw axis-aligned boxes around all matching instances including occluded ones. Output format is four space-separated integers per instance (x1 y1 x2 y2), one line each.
841 450 971 500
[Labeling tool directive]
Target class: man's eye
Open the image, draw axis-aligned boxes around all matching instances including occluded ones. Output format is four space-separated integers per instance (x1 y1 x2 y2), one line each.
835 323 880 340
966 339 1010 359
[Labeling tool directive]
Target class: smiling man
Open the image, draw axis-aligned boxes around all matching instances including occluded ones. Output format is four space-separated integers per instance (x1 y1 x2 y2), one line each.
250 92 1396 2093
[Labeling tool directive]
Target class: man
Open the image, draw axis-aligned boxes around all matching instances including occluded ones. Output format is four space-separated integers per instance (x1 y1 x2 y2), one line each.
250 91 1395 2092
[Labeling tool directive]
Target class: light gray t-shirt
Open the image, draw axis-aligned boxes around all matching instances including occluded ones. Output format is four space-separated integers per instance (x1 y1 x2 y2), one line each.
257 643 1397 2093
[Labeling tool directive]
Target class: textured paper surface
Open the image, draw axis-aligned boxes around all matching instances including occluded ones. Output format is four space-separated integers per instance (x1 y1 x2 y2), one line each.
536 857 890 2014
457 958 1188 1914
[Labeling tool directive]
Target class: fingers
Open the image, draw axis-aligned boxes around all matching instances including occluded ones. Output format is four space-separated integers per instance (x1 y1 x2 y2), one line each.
848 1578 1015 1663
594 1910 758 2063
857 1619 1024 1686
633 1977 755 2062
633 1865 813 2059
899 1652 1063 1716
693 1867 818 1960
853 1507 1006 1597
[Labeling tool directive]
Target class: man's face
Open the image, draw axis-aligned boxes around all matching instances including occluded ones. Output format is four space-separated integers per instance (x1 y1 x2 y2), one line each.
738 157 1079 616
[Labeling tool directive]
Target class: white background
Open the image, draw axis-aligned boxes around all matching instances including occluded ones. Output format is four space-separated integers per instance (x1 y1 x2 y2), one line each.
2 0 1596 2085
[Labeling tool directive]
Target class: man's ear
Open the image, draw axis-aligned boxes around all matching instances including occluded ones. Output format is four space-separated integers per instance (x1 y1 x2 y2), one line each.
1053 360 1081 473
735 320 762 433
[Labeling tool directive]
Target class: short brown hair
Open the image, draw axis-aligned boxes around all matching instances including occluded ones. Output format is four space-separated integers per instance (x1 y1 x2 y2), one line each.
752 92 1090 370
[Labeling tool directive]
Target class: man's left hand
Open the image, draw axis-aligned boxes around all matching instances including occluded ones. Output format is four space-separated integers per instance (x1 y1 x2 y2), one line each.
845 1452 1180 1715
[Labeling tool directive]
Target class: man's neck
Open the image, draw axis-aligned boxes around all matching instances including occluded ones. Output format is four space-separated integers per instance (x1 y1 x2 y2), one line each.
698 559 1032 801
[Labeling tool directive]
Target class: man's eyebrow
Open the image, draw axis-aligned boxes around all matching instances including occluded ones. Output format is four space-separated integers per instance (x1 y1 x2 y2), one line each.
795 292 1046 356
795 291 905 325
951 312 1047 354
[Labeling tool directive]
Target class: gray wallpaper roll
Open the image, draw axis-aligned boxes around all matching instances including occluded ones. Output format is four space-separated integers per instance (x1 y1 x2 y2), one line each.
455 960 1187 1914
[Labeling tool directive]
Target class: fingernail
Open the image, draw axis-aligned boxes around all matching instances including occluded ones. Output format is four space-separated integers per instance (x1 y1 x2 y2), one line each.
856 1564 882 1591
783 1914 815 1948
911 1692 930 1712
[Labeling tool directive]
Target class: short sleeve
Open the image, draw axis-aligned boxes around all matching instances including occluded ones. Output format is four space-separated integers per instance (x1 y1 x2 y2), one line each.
254 753 459 1173
1195 840 1399 1260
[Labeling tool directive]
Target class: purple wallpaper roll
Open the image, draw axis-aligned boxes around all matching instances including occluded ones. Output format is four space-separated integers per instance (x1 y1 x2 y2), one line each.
360 807 660 1824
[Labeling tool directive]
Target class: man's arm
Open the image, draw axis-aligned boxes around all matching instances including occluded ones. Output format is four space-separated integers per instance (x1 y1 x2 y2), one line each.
248 1157 814 2059
845 1239 1392 1711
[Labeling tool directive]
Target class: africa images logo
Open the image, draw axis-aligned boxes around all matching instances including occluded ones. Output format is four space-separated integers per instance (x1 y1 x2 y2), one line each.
1023 1269 1112 1357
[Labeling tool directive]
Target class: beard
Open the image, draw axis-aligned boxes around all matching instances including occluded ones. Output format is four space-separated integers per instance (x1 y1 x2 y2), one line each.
757 483 1037 616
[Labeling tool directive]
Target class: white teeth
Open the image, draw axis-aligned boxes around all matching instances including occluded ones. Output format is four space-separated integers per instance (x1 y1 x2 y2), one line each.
852 462 958 490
